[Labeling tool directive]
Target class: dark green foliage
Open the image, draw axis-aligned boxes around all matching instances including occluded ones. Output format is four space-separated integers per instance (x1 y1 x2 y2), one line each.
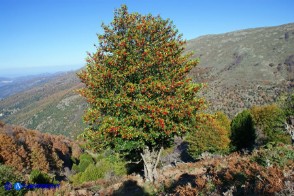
230 110 256 151
29 169 52 184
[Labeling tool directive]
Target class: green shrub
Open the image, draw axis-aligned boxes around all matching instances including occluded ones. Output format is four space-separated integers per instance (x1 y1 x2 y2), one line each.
79 153 94 162
71 151 127 185
279 93 294 118
0 164 20 184
250 104 291 145
0 164 26 196
77 159 93 173
101 151 127 176
74 164 104 185
29 169 52 184
230 110 256 151
251 143 294 167
72 153 95 173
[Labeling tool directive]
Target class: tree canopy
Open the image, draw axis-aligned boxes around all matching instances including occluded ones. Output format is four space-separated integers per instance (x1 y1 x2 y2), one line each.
77 5 204 157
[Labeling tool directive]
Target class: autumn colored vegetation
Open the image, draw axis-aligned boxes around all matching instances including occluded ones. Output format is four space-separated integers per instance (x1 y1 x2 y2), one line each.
167 150 294 196
0 122 82 177
250 104 291 145
186 112 231 158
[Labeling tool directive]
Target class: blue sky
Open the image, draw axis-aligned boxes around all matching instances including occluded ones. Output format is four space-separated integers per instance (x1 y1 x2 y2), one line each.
0 0 294 77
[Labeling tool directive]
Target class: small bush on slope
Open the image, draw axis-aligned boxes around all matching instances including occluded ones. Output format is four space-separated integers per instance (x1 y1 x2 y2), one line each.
71 151 127 185
230 110 256 151
186 113 230 159
29 169 53 184
250 104 291 145
72 153 95 173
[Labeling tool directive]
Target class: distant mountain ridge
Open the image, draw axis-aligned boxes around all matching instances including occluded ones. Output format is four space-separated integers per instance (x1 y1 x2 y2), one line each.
0 23 293 136
0 73 66 99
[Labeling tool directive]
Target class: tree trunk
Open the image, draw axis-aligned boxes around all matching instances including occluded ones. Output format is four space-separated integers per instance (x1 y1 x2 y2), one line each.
140 146 163 183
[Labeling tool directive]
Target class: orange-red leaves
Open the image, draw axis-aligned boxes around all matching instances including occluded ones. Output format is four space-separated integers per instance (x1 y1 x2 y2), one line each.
129 86 135 93
119 41 126 47
158 118 165 129
141 87 147 94
162 111 168 115
193 87 199 92
170 104 174 110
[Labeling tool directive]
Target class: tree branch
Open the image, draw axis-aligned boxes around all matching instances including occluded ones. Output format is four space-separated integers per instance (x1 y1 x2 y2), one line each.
154 147 163 169
126 159 142 164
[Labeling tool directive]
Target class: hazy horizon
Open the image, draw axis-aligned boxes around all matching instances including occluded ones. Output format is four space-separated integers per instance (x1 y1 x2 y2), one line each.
0 64 83 78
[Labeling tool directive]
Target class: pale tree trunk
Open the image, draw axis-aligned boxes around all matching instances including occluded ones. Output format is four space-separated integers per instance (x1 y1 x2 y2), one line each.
140 146 163 183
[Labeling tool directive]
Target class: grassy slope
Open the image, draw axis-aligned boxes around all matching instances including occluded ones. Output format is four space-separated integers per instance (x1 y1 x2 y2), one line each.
186 23 294 116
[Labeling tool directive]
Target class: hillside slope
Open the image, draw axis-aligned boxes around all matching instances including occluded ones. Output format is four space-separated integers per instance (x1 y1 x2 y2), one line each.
0 23 293 136
186 23 294 116
0 72 87 138
0 73 65 99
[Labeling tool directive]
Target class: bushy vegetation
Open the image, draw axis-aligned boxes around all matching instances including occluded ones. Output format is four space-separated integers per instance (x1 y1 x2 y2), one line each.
230 110 256 151
252 143 294 167
164 150 293 195
71 151 127 185
250 104 291 145
279 93 294 118
0 164 27 196
72 153 94 173
0 122 82 175
29 169 54 184
186 113 230 158
206 155 286 194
